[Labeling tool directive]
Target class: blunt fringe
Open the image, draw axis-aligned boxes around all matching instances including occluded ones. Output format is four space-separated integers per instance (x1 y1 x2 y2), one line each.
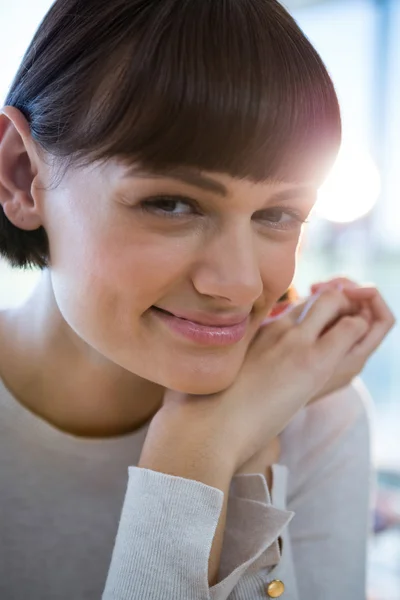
0 0 341 269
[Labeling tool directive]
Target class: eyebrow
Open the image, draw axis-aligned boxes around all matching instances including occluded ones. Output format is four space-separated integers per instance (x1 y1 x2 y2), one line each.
270 187 317 204
122 166 316 203
123 166 228 196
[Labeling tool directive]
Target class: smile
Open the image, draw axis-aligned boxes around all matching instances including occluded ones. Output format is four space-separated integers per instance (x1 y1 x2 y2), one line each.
150 306 249 346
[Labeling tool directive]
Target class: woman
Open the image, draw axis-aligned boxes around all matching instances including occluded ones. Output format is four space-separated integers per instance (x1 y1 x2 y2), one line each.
0 0 395 598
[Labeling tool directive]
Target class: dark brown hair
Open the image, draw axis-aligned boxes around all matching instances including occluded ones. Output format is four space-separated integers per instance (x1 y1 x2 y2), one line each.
0 0 341 269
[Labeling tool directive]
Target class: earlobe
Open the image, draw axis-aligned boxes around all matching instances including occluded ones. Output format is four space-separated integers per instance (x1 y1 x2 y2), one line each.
2 191 43 231
0 106 43 231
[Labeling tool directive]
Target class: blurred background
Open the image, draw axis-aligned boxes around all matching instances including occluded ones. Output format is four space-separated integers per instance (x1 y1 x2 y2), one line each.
0 0 399 597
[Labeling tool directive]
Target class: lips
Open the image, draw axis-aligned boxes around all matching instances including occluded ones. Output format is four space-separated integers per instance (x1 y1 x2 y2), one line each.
152 306 250 327
150 306 250 346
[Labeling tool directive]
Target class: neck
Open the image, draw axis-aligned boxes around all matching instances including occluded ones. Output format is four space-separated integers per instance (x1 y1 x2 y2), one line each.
0 271 164 438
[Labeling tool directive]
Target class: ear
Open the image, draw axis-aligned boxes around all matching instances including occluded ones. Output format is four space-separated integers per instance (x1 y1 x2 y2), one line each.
0 105 44 231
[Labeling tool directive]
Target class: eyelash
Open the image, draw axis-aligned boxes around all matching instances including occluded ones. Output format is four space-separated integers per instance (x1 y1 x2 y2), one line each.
139 195 309 230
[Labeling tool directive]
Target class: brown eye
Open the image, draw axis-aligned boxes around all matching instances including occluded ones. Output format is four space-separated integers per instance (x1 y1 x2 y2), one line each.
266 209 288 223
254 207 308 230
140 196 199 218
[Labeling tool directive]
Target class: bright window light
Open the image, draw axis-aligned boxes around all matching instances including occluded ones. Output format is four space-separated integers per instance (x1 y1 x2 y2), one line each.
315 144 381 223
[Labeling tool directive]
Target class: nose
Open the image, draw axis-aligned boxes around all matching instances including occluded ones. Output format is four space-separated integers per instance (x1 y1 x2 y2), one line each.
191 222 264 306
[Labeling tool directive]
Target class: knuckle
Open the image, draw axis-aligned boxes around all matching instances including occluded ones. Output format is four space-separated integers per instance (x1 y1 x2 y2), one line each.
337 277 357 288
341 314 351 323
343 315 367 332
324 288 344 303
317 288 347 312
340 315 355 329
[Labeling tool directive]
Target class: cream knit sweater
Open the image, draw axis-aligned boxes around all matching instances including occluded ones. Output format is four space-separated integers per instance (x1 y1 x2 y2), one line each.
0 377 373 599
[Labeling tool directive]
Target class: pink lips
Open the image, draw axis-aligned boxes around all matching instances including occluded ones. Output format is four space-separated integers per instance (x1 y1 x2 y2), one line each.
150 307 250 346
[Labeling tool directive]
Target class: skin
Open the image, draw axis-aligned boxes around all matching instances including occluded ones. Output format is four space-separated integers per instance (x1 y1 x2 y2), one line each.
0 107 396 589
0 106 395 450
0 105 318 437
0 107 394 585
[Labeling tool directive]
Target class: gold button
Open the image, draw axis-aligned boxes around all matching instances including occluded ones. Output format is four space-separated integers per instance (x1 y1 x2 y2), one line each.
266 579 285 598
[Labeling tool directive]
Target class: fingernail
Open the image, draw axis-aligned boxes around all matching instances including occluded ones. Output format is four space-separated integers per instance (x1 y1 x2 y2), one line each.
311 282 332 295
311 282 323 292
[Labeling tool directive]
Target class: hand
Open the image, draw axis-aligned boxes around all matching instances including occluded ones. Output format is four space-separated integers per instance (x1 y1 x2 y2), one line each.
307 277 396 402
161 287 372 471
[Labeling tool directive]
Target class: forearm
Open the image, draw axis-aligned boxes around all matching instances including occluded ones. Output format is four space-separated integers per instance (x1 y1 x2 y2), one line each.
138 406 235 587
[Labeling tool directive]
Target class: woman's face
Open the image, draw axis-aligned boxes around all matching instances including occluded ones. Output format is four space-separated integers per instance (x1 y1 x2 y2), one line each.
40 159 317 394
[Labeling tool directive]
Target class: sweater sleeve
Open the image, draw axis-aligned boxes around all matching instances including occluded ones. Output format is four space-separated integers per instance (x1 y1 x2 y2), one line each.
279 377 375 600
102 466 293 600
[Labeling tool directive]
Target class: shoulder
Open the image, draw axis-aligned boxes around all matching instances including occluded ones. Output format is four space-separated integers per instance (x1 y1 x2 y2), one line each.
283 377 373 445
280 378 373 490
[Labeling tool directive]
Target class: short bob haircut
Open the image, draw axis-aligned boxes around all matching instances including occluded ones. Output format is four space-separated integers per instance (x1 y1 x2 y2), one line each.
0 0 341 270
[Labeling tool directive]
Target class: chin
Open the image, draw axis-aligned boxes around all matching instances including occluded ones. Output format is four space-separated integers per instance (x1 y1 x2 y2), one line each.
158 360 241 396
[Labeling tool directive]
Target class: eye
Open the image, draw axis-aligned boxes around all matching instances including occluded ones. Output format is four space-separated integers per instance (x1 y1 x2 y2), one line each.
254 207 309 230
140 196 199 218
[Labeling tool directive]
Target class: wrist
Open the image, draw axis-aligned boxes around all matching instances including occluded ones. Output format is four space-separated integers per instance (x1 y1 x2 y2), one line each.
138 404 237 490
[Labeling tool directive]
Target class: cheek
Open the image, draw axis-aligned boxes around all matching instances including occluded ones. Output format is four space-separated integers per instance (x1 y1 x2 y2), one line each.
47 184 191 302
260 242 298 299
50 213 197 347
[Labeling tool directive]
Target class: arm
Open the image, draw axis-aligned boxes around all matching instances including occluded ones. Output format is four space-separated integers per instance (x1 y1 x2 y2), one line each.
103 287 379 600
136 405 235 588
280 377 374 600
102 407 293 600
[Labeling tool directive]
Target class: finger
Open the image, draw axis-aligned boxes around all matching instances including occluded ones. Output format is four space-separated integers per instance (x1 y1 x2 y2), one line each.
317 292 375 336
350 288 394 329
312 282 377 299
343 286 378 298
342 288 378 322
349 292 396 356
358 300 373 326
311 277 359 294
262 286 374 335
295 292 323 325
292 288 356 339
317 314 371 360
259 296 316 341
276 293 325 326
